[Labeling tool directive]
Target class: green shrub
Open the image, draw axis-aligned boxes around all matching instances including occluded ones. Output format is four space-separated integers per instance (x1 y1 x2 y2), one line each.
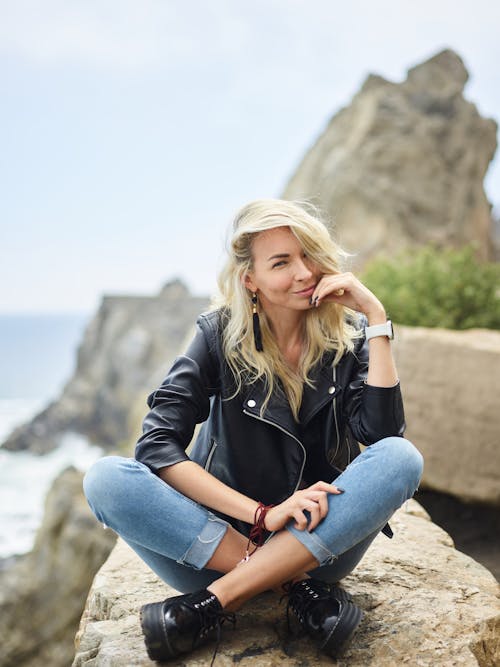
361 244 500 330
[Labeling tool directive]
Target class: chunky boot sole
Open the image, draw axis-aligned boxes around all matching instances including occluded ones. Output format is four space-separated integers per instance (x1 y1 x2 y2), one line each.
140 601 175 662
320 600 363 658
329 585 353 605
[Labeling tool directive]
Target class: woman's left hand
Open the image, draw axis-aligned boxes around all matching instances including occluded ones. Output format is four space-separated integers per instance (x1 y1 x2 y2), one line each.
311 272 385 322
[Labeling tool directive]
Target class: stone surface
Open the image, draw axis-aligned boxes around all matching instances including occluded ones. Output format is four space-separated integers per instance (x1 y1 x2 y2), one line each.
73 500 500 666
1 279 209 454
0 467 116 667
392 325 500 506
282 49 497 266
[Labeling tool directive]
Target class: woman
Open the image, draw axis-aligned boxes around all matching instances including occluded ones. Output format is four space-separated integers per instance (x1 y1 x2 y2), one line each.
83 198 423 663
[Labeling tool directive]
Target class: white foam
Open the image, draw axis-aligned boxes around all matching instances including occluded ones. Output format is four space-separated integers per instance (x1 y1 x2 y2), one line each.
0 397 48 444
0 430 103 558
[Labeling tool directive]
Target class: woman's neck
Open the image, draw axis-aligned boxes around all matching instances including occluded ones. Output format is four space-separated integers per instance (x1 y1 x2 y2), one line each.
263 307 306 360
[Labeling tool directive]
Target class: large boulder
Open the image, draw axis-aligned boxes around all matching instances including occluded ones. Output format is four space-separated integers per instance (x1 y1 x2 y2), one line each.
2 280 209 454
393 325 500 506
0 467 116 667
73 500 500 666
282 49 497 265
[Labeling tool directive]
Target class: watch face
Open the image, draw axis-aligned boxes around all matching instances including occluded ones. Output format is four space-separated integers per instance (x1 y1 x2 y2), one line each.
388 320 394 339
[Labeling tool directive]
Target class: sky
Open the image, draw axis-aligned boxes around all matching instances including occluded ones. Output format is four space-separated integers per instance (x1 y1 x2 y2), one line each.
1 0 499 315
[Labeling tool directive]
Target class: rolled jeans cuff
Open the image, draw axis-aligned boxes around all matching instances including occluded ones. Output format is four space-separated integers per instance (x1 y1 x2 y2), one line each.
178 513 229 570
285 521 336 567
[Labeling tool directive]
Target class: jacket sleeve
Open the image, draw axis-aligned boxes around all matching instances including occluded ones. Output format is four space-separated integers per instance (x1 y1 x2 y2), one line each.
134 318 220 472
344 319 406 445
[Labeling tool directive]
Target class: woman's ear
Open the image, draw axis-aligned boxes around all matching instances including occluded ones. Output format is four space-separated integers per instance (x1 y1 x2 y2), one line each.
243 272 257 293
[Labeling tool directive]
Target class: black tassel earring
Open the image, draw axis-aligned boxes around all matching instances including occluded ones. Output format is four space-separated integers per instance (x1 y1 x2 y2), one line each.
251 292 264 352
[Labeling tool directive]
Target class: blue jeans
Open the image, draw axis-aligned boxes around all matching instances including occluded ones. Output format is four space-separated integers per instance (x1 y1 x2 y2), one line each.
83 437 423 594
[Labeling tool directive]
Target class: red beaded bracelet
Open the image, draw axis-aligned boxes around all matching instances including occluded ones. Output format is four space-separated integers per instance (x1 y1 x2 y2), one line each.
242 502 274 562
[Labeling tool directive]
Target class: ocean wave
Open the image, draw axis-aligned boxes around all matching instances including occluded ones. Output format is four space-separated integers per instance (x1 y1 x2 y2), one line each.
0 430 103 558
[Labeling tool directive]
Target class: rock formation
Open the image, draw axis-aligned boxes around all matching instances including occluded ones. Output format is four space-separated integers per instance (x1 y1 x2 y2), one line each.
73 500 500 666
3 47 500 667
392 324 500 506
0 467 116 667
2 280 209 454
282 49 497 266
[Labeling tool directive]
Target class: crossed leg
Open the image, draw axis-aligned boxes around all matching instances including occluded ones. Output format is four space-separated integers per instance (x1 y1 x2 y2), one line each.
205 527 319 611
199 436 424 611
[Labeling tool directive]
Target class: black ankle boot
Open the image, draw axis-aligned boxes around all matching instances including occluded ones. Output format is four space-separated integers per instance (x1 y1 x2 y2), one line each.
140 588 236 664
284 578 363 658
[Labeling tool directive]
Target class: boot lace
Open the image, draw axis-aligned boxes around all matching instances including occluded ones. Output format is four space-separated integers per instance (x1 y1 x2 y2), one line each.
280 579 344 635
184 593 236 666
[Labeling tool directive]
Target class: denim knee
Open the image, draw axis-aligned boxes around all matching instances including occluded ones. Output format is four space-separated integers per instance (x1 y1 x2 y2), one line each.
83 456 230 572
83 455 127 523
286 438 423 568
374 437 424 498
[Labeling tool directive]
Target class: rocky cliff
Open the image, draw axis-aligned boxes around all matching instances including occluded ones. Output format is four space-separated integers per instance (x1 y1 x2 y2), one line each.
0 467 116 667
2 280 209 454
3 46 500 667
282 49 497 266
73 500 500 666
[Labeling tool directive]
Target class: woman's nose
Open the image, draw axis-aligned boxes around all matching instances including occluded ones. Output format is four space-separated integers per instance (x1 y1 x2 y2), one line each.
295 258 313 281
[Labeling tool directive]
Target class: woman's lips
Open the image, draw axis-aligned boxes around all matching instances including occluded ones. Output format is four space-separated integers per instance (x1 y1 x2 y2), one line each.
295 285 316 297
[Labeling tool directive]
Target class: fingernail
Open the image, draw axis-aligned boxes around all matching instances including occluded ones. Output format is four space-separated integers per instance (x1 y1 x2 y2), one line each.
336 488 345 493
309 296 314 305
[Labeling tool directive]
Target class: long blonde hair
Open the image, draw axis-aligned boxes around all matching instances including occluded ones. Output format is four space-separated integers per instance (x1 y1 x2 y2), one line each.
211 198 361 420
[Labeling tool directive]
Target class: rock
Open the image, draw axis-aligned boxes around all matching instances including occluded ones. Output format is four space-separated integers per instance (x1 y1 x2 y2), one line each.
0 467 116 667
1 280 209 454
73 500 500 666
393 325 500 506
282 49 497 266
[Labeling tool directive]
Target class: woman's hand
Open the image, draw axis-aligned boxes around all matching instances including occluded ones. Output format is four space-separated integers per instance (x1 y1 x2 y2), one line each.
312 272 386 324
264 481 343 533
312 271 399 386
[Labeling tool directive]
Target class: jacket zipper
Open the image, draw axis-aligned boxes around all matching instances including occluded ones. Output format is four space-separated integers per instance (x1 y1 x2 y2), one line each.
329 365 341 464
330 364 352 468
204 439 218 471
242 409 307 495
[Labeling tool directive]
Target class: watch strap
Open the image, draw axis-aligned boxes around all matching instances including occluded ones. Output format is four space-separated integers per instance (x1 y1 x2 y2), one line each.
364 320 394 341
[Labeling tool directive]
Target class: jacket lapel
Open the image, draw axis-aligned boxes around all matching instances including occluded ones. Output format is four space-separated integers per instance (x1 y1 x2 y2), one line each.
241 353 342 437
299 356 342 425
241 378 301 441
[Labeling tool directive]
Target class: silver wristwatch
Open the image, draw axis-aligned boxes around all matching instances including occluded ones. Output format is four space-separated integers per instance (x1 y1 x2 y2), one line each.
364 320 394 341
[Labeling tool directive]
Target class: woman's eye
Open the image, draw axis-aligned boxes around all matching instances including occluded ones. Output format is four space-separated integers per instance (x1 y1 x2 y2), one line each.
272 261 287 268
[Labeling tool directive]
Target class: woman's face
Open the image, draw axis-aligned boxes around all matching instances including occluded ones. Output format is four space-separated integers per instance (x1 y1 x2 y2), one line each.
244 226 322 313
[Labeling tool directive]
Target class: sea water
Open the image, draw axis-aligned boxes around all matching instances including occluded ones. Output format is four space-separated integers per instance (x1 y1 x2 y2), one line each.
0 399 103 559
0 313 102 559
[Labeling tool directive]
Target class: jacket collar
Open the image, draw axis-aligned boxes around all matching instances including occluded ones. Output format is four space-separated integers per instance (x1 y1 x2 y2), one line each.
241 353 342 440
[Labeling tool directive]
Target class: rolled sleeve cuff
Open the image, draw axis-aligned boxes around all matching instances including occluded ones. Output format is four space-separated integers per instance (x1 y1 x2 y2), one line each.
134 447 191 473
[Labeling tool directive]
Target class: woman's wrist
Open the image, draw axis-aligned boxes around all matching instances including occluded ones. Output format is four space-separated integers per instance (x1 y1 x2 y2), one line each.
247 501 261 524
250 502 274 531
365 304 387 326
242 501 275 562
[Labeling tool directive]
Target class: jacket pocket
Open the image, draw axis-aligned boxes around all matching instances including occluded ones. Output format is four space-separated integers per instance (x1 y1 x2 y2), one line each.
204 439 218 472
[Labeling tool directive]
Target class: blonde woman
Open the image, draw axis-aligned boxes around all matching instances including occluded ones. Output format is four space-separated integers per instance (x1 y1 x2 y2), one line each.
84 199 423 663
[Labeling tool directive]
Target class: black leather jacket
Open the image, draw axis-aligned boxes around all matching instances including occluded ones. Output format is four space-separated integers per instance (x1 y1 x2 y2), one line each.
135 309 405 538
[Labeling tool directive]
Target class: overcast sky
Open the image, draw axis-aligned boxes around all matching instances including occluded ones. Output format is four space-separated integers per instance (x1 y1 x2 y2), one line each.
1 0 499 314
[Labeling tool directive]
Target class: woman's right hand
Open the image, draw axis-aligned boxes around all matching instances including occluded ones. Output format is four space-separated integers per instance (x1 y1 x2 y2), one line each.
264 481 343 533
